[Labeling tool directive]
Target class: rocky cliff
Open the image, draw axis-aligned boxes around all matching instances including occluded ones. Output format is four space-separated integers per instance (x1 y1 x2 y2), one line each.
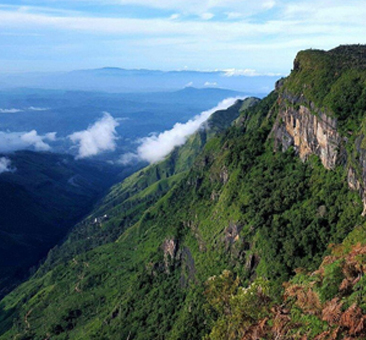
272 90 341 170
272 46 366 214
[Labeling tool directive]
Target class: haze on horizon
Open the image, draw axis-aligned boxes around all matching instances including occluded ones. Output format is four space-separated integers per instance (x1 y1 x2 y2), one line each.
0 0 365 75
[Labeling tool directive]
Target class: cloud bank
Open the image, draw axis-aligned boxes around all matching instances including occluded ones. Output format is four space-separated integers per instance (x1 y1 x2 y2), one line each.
0 130 56 153
0 107 50 113
0 157 14 174
0 108 23 113
222 68 282 77
68 112 119 159
28 106 49 111
135 97 242 164
204 81 218 87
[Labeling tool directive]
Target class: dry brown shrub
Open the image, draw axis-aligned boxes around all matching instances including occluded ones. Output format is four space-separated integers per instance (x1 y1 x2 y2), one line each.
340 303 365 335
321 256 338 267
241 317 268 340
297 288 322 315
339 278 352 291
322 298 343 325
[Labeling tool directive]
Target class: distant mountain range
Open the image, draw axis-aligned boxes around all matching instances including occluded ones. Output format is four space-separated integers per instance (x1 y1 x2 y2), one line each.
0 67 281 93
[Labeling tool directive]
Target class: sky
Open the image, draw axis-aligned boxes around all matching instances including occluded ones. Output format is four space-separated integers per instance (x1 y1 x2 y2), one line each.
0 0 365 74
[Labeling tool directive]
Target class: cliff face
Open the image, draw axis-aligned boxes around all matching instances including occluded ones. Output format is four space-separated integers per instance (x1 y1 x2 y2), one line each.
272 89 366 214
272 45 366 214
272 94 341 170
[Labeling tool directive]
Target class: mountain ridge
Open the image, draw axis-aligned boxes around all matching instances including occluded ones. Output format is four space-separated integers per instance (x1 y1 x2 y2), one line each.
1 45 366 339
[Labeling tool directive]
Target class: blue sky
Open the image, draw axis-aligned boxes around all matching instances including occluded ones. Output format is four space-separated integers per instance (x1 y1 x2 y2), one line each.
0 0 365 74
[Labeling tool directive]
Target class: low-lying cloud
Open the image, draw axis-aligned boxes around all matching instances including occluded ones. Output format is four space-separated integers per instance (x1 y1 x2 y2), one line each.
21 131 56 151
0 108 23 113
118 152 140 165
223 68 282 77
133 97 242 164
0 157 14 174
0 130 56 153
204 81 218 87
68 112 119 159
28 106 49 111
0 107 50 113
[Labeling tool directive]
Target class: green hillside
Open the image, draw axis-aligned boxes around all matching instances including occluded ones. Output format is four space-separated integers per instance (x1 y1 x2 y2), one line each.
34 98 254 274
2 46 366 340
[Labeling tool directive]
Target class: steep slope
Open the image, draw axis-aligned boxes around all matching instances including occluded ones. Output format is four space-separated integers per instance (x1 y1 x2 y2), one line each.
1 45 366 340
0 97 254 338
0 151 121 298
36 98 255 273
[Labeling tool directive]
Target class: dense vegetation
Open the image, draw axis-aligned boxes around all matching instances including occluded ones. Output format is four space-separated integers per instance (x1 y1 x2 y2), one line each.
204 225 366 339
36 99 251 275
284 45 366 133
1 45 366 339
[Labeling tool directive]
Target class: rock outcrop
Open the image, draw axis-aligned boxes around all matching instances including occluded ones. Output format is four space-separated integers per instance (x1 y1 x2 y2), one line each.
162 238 178 272
272 91 341 170
272 88 366 214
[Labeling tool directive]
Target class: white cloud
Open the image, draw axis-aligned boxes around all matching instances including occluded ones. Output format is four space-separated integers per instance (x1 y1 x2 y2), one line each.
56 0 276 15
222 68 282 77
68 112 119 159
136 97 242 163
0 4 365 50
0 1 366 74
0 108 23 113
0 157 14 174
118 152 140 165
0 6 349 38
204 81 218 87
185 81 193 87
262 0 276 10
226 12 243 20
169 13 180 20
0 130 56 152
21 130 54 151
223 68 259 76
28 106 50 111
201 12 214 20
0 107 50 113
45 132 57 141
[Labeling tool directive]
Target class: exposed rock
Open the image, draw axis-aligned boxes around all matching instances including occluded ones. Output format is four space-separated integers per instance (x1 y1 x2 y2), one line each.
347 167 362 191
210 190 219 201
275 77 285 91
220 166 229 184
224 222 242 248
272 99 341 170
317 205 327 218
272 90 366 214
162 238 178 272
